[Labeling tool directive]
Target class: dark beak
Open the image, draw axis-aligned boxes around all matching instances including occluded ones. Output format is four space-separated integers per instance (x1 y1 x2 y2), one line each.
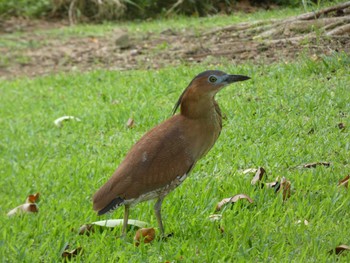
224 74 250 84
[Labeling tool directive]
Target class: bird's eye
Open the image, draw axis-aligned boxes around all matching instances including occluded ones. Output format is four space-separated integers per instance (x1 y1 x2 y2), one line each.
208 75 217 83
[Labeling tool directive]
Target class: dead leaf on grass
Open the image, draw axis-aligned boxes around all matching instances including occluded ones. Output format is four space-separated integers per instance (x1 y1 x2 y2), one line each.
26 192 40 203
303 162 330 168
61 244 83 259
134 227 155 247
338 175 349 189
77 219 148 235
7 203 39 216
208 214 222 221
92 219 148 228
251 167 266 185
265 177 280 191
216 194 254 211
279 177 291 201
329 244 350 255
242 168 258 174
78 224 95 235
126 118 134 128
7 193 40 216
54 116 81 127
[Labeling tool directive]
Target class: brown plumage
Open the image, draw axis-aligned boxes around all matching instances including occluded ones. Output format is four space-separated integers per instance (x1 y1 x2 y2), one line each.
93 70 250 235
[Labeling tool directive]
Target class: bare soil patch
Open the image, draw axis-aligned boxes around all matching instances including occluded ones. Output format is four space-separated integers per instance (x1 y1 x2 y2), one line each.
1 3 349 79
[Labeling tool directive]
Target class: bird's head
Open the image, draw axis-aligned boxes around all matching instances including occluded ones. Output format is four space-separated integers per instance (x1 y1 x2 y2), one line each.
173 70 250 115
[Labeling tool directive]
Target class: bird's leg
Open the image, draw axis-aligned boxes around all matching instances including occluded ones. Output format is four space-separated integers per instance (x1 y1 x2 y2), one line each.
154 198 165 236
122 205 130 236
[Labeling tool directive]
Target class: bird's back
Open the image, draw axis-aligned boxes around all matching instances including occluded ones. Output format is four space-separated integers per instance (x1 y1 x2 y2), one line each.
93 112 221 213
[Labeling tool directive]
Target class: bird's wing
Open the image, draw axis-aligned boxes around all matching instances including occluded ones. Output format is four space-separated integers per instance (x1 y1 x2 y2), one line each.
93 115 195 212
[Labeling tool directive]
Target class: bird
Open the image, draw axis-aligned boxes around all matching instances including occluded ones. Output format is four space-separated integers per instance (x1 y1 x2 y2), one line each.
92 70 250 236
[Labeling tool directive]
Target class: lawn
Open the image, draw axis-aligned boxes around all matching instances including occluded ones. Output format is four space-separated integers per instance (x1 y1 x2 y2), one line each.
1 10 350 263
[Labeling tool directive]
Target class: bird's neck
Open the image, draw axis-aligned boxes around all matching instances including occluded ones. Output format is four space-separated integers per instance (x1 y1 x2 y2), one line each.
180 93 221 121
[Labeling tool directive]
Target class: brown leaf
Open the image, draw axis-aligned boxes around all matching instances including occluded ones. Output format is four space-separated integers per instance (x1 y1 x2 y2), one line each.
338 175 349 189
78 224 95 235
329 244 350 255
61 245 83 259
303 162 330 168
216 194 254 211
280 177 291 201
265 177 280 190
251 167 266 185
134 228 155 247
126 118 134 128
7 203 39 216
26 193 40 203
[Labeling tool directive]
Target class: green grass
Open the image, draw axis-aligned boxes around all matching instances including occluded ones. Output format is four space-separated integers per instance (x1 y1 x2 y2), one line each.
0 6 315 50
1 52 349 261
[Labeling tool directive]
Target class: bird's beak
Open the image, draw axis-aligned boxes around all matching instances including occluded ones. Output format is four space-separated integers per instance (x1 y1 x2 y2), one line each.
224 74 250 84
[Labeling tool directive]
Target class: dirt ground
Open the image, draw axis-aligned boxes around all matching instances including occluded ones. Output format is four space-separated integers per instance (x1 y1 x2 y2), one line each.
0 16 349 79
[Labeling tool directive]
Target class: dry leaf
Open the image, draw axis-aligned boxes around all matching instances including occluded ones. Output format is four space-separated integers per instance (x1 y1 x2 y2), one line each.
251 167 266 185
329 244 350 255
208 214 222 221
26 193 40 203
303 162 330 168
279 177 291 201
7 203 39 216
242 168 258 174
126 118 134 128
61 245 83 259
216 194 254 211
78 224 95 235
265 177 280 190
134 228 155 247
54 116 81 127
338 175 349 189
91 219 148 228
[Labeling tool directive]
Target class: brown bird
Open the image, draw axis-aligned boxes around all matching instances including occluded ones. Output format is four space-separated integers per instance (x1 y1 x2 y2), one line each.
93 70 250 236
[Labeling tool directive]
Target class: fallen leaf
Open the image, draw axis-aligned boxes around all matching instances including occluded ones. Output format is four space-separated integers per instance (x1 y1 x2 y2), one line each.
251 167 266 185
91 219 148 228
279 177 291 201
54 116 81 127
78 224 95 235
265 177 280 190
216 194 253 211
134 228 155 246
208 214 222 221
7 203 38 216
303 162 330 168
126 118 134 128
26 193 40 203
329 244 350 255
61 245 83 259
242 168 258 174
338 175 349 189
